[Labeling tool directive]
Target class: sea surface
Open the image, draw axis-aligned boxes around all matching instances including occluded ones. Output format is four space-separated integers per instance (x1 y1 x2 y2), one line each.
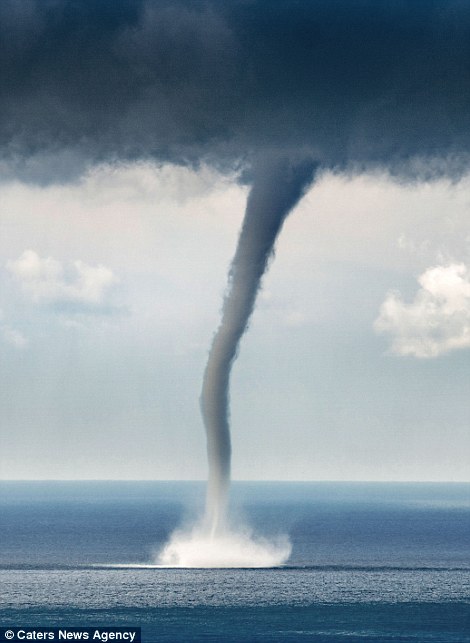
0 481 469 642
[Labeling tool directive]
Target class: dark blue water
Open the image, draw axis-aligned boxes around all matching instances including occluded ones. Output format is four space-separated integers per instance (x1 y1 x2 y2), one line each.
1 482 469 641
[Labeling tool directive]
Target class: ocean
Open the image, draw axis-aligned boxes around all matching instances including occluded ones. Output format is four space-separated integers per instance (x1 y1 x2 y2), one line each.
0 481 469 642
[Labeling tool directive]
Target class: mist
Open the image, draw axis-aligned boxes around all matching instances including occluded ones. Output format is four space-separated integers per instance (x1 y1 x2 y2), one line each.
156 521 291 568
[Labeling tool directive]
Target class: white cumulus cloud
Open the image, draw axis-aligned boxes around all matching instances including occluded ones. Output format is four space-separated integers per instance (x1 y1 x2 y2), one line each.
374 263 470 358
7 250 116 309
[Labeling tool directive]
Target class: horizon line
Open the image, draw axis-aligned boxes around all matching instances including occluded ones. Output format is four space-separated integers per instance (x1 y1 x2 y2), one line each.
1 479 469 484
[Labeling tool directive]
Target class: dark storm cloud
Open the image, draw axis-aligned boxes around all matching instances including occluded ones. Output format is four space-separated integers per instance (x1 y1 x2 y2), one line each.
1 0 470 181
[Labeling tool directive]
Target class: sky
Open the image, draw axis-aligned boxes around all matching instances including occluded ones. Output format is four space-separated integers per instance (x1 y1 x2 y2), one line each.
0 0 469 481
1 164 469 481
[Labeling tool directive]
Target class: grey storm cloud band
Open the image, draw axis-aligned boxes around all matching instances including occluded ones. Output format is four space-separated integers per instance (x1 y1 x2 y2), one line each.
2 0 470 181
